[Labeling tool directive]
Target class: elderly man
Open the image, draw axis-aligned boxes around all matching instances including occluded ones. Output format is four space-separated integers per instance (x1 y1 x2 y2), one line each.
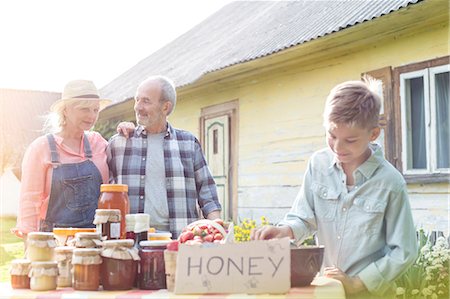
107 75 221 238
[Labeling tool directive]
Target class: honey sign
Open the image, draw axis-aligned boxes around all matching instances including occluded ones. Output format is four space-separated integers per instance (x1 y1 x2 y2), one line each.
174 237 290 294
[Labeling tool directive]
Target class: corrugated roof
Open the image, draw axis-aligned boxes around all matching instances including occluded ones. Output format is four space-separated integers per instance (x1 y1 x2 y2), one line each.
101 0 421 103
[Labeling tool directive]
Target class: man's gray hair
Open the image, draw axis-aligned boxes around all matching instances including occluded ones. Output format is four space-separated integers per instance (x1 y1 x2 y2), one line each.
140 75 177 115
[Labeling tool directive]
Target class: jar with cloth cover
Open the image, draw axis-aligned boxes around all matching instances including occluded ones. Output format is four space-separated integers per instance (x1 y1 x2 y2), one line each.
26 232 56 261
72 248 102 291
29 261 58 291
10 259 31 289
100 239 140 290
54 246 74 287
93 209 121 240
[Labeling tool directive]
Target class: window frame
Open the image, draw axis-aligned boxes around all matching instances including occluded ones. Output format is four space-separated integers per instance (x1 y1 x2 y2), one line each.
366 56 450 184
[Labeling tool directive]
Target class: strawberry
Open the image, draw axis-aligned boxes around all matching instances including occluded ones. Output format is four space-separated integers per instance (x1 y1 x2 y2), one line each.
180 231 194 243
203 234 214 243
166 240 179 251
214 233 223 241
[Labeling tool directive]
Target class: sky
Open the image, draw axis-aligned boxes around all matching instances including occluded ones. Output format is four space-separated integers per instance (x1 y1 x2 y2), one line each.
0 0 233 92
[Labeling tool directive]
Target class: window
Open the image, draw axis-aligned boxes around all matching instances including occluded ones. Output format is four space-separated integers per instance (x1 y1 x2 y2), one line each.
366 56 449 183
400 65 449 175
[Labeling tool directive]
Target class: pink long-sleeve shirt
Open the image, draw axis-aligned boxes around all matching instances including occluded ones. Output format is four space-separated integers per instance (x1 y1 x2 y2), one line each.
15 132 109 235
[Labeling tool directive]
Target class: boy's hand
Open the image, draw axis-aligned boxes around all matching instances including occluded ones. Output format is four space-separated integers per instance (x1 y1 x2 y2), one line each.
324 267 366 295
116 121 135 138
250 225 294 240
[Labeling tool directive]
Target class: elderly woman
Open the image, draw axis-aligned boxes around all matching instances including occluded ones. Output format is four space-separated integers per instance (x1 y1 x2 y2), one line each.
14 80 111 237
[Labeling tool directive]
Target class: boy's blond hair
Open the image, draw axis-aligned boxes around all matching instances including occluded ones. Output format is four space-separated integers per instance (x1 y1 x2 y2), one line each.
323 76 382 130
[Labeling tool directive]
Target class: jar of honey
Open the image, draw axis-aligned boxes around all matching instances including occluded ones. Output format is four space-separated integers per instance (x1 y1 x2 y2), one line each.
54 246 74 287
10 259 31 289
138 240 171 290
29 261 58 291
72 248 102 291
26 232 56 261
100 239 140 290
74 232 102 248
98 184 129 239
93 209 121 240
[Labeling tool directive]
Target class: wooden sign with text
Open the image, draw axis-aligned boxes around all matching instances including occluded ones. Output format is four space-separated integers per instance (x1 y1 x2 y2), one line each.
174 237 290 294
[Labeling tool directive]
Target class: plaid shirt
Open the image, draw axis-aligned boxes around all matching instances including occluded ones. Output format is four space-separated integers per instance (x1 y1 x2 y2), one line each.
107 123 221 238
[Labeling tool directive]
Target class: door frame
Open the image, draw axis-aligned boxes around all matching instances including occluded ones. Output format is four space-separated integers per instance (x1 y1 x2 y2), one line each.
199 100 239 222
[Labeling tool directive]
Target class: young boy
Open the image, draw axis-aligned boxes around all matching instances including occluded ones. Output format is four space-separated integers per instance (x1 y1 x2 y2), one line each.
251 78 418 298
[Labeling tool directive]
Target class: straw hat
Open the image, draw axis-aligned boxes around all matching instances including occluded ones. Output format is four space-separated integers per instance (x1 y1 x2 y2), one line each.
50 80 111 112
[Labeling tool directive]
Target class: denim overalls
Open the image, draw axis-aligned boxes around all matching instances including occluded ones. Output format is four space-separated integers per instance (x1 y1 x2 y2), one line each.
39 134 103 232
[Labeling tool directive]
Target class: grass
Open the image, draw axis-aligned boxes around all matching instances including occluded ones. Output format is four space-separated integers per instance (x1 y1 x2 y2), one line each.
0 216 24 282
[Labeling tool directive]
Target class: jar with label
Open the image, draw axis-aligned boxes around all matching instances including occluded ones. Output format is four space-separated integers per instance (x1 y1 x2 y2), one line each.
53 228 96 246
148 232 172 241
138 240 171 290
54 246 74 287
72 248 102 291
26 232 56 261
98 184 129 239
93 209 121 240
10 259 31 289
74 232 102 248
126 214 149 248
29 261 58 291
100 239 140 290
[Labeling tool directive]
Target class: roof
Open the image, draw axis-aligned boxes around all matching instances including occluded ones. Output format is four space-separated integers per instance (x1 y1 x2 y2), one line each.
100 0 421 103
0 89 61 178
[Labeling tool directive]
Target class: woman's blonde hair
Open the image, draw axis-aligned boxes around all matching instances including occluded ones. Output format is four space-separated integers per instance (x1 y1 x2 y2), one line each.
323 76 382 130
43 99 99 133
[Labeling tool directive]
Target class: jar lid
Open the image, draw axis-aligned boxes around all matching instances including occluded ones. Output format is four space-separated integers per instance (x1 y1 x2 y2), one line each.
10 259 31 275
140 240 172 247
53 227 96 236
55 246 75 253
73 248 101 256
148 232 172 239
102 239 134 248
11 259 31 267
27 232 54 240
95 209 121 216
30 261 58 268
100 184 128 192
94 209 121 224
75 232 102 240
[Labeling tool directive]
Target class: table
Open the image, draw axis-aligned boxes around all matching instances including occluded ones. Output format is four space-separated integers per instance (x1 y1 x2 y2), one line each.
1 277 345 299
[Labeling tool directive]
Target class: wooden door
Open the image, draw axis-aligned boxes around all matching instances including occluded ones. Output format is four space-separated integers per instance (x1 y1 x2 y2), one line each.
204 115 230 220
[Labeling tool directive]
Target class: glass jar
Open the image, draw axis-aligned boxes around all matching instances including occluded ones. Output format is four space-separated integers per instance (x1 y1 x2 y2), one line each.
148 232 172 241
10 259 31 289
100 239 140 290
94 209 121 240
126 214 149 249
53 228 96 246
29 261 58 291
72 248 102 291
138 240 171 290
54 246 74 287
74 232 102 248
98 184 129 239
26 232 56 261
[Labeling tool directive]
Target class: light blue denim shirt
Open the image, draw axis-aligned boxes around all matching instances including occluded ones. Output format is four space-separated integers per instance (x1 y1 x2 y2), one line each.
279 144 418 297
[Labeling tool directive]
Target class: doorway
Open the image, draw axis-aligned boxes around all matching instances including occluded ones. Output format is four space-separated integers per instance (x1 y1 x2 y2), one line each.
200 100 238 222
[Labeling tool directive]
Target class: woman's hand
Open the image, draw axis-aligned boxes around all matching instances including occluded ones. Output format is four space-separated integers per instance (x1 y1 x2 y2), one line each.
324 266 367 294
116 121 136 138
250 225 294 240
